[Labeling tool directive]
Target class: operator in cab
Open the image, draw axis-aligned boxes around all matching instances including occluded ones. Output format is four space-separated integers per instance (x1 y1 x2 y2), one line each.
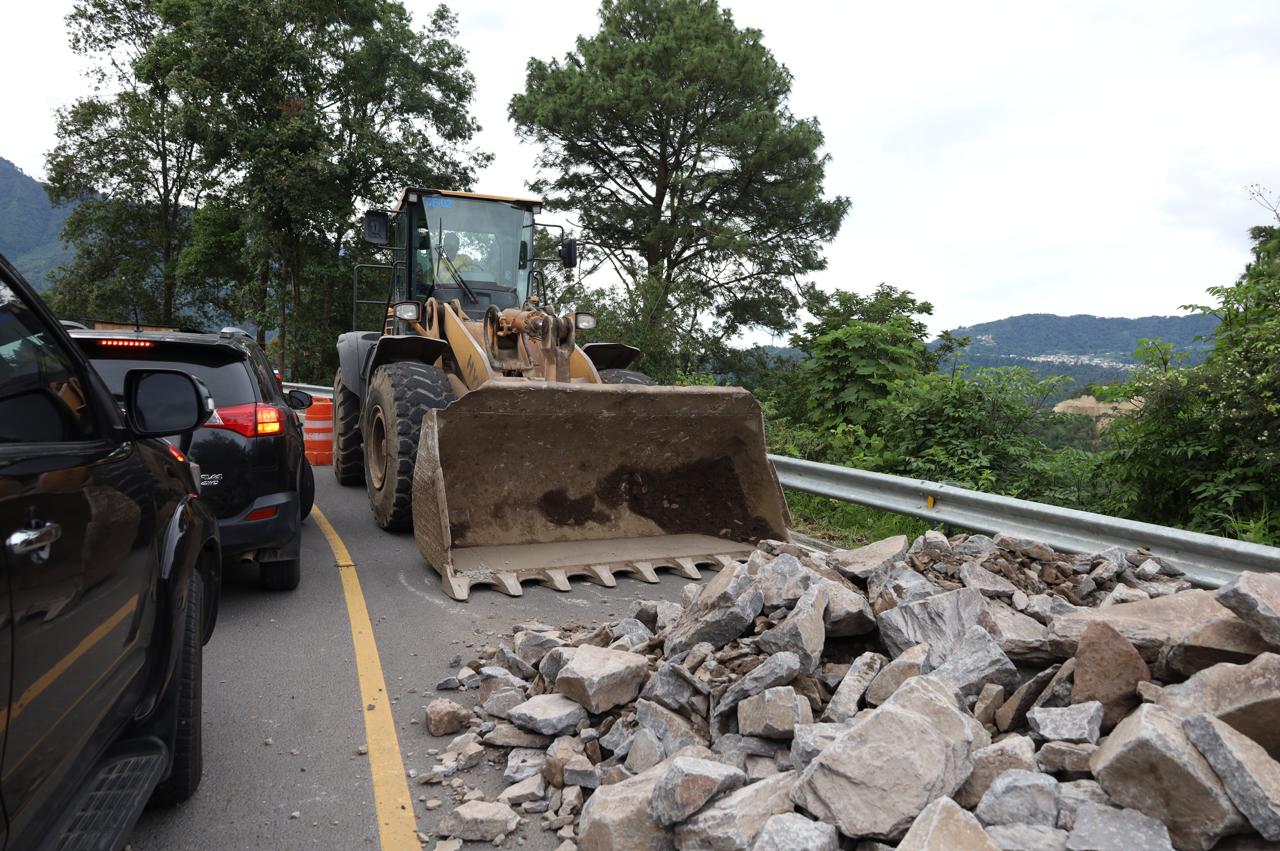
437 232 479 279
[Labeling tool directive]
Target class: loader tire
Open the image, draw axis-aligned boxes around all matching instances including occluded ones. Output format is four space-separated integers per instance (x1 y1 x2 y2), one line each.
363 361 455 531
598 368 656 385
333 368 364 485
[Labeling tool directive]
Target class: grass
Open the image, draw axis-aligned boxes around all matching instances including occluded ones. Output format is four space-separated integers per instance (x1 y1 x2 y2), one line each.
783 489 929 549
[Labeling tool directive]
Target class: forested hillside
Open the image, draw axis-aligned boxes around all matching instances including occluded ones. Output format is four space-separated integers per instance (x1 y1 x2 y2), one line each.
0 158 73 291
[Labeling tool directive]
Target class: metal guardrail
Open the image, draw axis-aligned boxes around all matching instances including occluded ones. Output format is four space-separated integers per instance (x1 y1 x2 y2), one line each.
771 455 1280 589
286 378 1273 588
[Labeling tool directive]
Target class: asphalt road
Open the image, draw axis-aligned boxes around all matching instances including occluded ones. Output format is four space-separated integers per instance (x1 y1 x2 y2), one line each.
130 467 692 850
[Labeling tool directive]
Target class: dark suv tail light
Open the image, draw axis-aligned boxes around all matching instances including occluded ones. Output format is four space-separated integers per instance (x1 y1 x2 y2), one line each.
204 403 285 437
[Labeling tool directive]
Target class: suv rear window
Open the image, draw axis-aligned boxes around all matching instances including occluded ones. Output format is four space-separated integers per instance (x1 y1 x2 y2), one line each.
84 341 258 408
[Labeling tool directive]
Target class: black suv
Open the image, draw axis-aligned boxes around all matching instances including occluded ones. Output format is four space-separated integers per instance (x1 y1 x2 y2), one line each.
0 255 221 849
72 328 315 591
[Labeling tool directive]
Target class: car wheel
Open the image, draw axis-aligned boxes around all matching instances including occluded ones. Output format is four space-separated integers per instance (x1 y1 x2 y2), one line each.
333 368 364 485
259 556 301 591
150 571 204 807
299 459 315 521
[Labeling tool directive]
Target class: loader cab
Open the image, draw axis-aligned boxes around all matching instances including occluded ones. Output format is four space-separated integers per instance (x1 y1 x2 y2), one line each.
400 190 540 315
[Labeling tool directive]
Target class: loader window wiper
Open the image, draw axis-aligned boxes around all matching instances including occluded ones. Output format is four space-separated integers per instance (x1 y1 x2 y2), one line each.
435 219 480 304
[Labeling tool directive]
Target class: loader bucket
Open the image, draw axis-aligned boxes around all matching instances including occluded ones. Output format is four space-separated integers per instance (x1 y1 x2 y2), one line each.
412 381 790 600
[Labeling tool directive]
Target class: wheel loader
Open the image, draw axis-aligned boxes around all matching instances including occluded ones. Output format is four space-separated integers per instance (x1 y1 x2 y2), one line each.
333 187 789 600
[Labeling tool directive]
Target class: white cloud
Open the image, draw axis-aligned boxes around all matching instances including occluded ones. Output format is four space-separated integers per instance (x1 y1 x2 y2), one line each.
5 0 1278 335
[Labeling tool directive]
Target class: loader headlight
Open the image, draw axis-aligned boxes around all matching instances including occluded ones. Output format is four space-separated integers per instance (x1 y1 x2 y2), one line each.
393 301 423 322
574 311 597 331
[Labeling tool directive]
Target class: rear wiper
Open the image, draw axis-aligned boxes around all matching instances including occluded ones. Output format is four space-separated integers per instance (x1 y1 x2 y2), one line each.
436 219 479 304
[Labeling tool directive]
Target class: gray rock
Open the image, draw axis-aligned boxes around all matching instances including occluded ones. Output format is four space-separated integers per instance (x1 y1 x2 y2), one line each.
994 533 1056 561
790 723 849 771
1030 659 1076 711
1025 594 1081 626
983 600 1056 664
865 642 932 706
756 585 828 673
826 535 908 581
955 735 1038 810
1183 713 1280 840
1065 802 1174 851
507 694 588 736
436 800 519 841
714 652 800 718
962 562 1019 598
498 773 546 805
539 646 577 685
749 812 839 851
494 645 538 680
514 629 564 666
995 664 1062 732
932 624 1020 698
911 529 954 557
975 769 1060 827
755 554 821 610
1026 702 1103 745
556 644 651 714
986 823 1069 851
878 588 988 667
1157 653 1280 760
1037 741 1096 776
563 753 600 789
625 726 665 773
822 651 886 722
648 756 748 827
482 688 526 720
642 661 711 718
793 677 985 840
955 534 1000 559
636 698 708 755
975 683 1006 726
675 771 798 850
823 582 877 636
483 723 552 749
577 744 715 851
503 748 547 783
897 796 1000 851
1090 704 1246 850
1055 779 1110 831
1217 572 1280 650
666 563 764 655
868 562 942 609
738 686 812 739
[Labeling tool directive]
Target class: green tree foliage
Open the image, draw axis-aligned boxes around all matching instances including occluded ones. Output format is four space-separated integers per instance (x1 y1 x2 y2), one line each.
793 283 934 352
510 0 847 378
44 0 213 324
1101 211 1280 542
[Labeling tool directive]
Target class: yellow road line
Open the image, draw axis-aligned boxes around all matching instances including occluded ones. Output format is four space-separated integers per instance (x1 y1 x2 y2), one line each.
313 507 420 850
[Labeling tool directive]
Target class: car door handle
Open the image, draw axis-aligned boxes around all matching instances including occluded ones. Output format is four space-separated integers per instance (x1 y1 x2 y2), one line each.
7 521 62 562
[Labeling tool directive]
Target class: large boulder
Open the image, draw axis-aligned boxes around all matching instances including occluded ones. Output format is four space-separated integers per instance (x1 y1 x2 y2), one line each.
1047 590 1269 678
865 642 932 706
1070 621 1151 731
749 812 839 851
577 745 714 851
426 698 472 736
507 694 588 736
674 771 799 850
973 769 1060 827
931 624 1020 698
955 735 1037 810
756 585 828 673
1089 704 1246 850
648 756 747 827
665 563 764 655
556 645 651 713
437 800 519 842
1182 713 1280 841
981 600 1055 665
826 535 907 582
897 797 1000 851
822 582 876 636
1156 653 1280 760
878 588 988 667
1216 572 1280 650
738 686 812 740
1064 802 1174 851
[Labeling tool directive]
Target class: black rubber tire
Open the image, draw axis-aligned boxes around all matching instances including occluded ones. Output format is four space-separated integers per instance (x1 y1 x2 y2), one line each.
333 368 364 485
298 459 314 521
259 555 301 591
598 368 656 385
150 572 204 807
363 361 456 531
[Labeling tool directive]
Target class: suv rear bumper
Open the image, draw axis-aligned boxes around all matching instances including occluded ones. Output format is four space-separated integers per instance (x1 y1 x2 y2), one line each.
218 492 300 561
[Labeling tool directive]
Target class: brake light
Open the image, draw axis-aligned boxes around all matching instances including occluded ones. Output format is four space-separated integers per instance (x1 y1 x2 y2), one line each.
204 403 286 438
244 506 278 521
166 443 187 463
98 339 154 348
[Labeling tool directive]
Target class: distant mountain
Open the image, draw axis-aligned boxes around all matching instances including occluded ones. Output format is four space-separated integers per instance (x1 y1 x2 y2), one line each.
938 312 1219 397
0 157 74 291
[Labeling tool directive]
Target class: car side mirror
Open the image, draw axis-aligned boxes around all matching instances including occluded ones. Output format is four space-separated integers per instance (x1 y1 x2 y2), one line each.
124 369 213 437
559 238 577 269
363 210 390 246
286 389 313 410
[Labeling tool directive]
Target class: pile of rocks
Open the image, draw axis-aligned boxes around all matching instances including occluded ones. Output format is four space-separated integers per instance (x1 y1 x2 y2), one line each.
418 532 1280 851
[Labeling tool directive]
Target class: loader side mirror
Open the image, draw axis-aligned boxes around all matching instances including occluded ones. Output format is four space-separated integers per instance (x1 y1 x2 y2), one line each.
559 238 577 269
363 210 390 246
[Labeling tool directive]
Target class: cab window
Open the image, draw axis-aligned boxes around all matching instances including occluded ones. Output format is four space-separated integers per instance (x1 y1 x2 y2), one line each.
0 281 97 444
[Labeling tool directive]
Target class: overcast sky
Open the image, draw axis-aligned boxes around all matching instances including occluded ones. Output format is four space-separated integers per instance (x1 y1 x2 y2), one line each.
5 1 1279 337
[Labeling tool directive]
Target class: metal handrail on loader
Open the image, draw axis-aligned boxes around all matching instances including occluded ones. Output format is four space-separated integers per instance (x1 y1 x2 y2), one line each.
769 454 1280 589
